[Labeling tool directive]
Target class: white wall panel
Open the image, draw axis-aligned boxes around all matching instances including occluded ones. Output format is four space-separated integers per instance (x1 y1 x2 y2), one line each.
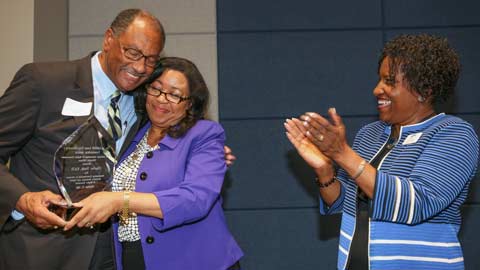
68 36 102 60
0 0 34 95
69 0 216 35
163 34 218 120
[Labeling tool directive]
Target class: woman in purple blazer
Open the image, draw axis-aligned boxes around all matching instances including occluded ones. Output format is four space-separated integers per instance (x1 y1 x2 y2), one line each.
64 57 243 269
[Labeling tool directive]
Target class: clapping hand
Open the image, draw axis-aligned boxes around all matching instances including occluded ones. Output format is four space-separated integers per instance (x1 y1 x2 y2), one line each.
300 108 348 161
284 118 332 171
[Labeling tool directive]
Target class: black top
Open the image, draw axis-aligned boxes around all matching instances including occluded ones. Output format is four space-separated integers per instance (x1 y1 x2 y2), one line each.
347 133 397 270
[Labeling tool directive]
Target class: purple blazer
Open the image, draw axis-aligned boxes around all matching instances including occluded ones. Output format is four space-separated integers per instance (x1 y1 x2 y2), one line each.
113 120 243 270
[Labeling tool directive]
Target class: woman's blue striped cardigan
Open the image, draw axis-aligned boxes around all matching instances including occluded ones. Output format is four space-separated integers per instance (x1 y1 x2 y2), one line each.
319 113 479 270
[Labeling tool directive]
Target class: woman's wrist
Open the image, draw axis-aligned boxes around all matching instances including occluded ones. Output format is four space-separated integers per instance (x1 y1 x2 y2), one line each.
118 191 131 225
315 174 337 188
351 159 367 180
314 166 335 183
330 143 351 164
112 191 126 213
332 146 358 170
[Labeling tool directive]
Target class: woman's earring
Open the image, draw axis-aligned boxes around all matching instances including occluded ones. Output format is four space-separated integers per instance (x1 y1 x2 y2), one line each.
417 96 425 102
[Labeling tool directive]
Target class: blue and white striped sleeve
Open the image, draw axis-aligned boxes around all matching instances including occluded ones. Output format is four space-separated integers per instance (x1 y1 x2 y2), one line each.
319 182 345 215
371 122 479 225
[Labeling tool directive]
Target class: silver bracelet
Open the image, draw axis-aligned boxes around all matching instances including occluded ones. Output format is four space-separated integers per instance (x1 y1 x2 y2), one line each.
351 159 367 179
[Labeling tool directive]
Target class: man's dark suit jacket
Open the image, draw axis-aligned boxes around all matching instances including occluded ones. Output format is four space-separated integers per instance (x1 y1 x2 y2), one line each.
0 54 142 270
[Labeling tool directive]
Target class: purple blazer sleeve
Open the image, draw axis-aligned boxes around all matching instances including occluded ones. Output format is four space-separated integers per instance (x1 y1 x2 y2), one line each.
149 121 227 231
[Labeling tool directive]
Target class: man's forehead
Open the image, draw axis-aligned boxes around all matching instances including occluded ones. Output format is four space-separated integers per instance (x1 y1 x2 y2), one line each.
118 20 163 52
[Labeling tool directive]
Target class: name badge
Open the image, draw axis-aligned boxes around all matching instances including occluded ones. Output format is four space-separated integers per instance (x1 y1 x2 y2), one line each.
61 98 92 116
402 132 423 145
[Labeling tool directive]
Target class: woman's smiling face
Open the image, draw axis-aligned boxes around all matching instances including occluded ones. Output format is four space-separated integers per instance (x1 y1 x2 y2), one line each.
146 69 191 130
373 57 429 128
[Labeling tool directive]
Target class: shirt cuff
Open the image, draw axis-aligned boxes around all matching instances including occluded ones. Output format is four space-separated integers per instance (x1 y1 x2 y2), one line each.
11 210 25 220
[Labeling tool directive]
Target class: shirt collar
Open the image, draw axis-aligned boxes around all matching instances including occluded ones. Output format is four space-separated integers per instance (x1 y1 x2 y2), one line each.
91 51 118 100
383 113 446 135
132 121 181 150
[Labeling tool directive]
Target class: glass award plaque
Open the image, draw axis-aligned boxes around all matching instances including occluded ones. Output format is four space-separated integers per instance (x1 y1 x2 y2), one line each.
53 116 117 209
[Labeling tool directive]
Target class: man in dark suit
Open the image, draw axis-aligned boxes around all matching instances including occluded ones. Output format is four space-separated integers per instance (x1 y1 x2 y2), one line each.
0 9 165 270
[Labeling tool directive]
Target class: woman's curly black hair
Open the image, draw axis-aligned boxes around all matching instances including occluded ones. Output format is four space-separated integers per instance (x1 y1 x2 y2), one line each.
379 34 460 104
134 57 209 138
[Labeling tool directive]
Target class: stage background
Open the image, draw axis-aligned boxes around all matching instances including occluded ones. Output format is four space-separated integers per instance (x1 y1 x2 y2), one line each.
216 1 480 269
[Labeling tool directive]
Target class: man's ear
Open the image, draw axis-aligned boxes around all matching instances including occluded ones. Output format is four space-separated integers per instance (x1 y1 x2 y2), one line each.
102 28 115 53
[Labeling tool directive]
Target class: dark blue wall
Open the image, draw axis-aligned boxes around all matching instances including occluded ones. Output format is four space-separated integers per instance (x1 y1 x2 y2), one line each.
217 1 480 269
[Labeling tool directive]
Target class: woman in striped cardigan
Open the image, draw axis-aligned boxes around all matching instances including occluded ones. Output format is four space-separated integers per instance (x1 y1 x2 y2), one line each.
285 34 479 269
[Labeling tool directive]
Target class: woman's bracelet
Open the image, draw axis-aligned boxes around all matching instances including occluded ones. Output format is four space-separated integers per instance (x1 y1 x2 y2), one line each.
351 159 367 180
315 175 337 188
119 191 131 225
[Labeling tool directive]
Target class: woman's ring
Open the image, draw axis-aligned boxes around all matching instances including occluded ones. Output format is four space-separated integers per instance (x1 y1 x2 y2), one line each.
318 134 324 142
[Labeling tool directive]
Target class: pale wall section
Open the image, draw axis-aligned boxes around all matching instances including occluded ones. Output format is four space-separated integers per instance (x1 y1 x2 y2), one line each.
68 0 219 120
34 0 68 62
0 0 34 95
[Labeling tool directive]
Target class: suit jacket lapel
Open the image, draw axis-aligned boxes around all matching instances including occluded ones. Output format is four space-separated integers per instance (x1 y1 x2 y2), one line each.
71 53 96 125
118 112 147 158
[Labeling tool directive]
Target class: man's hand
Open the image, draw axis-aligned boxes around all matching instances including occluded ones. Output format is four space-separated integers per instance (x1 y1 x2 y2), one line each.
15 191 67 229
224 146 236 167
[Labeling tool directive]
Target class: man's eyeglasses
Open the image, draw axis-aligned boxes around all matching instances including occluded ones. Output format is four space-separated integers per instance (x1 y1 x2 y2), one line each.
146 84 190 104
118 42 160 68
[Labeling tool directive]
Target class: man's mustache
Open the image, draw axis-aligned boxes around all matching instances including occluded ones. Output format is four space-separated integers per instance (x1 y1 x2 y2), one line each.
122 67 148 78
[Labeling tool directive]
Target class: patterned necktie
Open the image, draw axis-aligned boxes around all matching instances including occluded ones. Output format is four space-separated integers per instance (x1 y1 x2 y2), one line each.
107 91 122 141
